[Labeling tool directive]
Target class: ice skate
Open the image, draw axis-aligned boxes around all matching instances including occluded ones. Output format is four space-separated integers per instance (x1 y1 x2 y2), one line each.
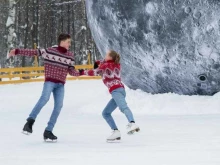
127 123 140 135
106 130 121 142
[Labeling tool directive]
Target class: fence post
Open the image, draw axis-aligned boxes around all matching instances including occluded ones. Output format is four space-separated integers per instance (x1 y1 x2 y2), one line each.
87 50 91 65
34 43 38 67
9 69 12 81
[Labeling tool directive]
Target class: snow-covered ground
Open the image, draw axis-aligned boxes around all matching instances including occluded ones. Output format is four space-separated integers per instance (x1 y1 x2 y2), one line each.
0 80 220 165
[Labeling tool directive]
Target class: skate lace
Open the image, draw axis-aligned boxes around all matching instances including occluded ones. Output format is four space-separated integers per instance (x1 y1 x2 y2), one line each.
28 122 33 129
50 132 55 137
45 131 55 137
111 130 118 135
112 130 116 134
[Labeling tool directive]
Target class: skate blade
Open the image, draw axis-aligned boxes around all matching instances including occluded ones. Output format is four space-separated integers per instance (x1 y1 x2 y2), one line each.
106 137 121 143
127 128 140 135
44 138 57 143
22 131 31 135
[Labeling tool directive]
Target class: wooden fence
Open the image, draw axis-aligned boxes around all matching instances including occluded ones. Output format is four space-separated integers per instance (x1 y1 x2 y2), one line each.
0 65 101 85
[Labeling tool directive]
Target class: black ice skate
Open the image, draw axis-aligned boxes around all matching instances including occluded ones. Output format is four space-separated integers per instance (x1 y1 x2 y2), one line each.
44 130 57 142
22 118 35 135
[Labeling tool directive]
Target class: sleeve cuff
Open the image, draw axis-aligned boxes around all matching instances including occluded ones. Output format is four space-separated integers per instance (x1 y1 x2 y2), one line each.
15 49 19 55
69 66 75 70
37 49 42 56
95 60 101 65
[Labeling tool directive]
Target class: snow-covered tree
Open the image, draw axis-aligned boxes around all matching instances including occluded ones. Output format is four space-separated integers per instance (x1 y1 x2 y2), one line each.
0 0 101 68
6 0 16 58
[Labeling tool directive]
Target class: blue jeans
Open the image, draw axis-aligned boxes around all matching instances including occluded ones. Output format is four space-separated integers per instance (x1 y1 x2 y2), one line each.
28 81 64 131
102 87 135 130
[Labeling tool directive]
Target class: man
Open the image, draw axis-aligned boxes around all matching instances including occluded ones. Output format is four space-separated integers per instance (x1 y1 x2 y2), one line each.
9 34 82 141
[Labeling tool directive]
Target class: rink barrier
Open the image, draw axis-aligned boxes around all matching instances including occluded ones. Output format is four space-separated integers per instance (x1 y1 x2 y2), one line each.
0 65 101 85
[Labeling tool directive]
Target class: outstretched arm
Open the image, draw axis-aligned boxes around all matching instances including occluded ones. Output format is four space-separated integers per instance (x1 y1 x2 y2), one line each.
68 66 81 77
82 60 106 76
9 48 42 58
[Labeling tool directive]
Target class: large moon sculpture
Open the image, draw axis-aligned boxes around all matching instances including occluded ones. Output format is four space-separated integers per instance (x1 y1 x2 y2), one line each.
86 0 220 95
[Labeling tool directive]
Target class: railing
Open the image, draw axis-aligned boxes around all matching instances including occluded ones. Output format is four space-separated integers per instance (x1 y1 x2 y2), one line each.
0 65 101 85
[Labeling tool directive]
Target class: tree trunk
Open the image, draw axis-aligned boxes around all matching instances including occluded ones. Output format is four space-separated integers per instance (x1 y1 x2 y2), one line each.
6 0 16 67
22 0 30 67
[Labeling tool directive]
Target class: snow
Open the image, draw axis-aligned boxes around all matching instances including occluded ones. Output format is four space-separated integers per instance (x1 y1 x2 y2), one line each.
12 32 17 38
6 17 14 27
81 26 87 30
6 0 16 55
0 80 220 165
55 0 81 6
52 45 58 48
20 24 27 29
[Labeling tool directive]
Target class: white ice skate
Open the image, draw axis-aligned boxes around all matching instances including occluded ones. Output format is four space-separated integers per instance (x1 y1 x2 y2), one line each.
127 123 140 135
106 130 121 142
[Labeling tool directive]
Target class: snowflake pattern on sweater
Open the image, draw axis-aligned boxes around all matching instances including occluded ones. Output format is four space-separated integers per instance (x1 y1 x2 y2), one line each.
15 46 80 84
84 60 124 93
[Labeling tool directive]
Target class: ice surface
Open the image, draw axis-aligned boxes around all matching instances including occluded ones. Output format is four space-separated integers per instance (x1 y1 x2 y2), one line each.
0 80 220 165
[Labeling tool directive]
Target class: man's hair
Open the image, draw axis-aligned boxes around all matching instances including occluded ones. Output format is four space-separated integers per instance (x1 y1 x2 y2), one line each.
58 33 71 45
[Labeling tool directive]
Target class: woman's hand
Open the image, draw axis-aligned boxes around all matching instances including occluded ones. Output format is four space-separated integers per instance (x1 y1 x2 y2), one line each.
78 69 85 75
8 49 16 58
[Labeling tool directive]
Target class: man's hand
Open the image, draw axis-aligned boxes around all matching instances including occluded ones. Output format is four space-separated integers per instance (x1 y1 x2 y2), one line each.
8 49 16 58
78 69 84 75
94 61 100 69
